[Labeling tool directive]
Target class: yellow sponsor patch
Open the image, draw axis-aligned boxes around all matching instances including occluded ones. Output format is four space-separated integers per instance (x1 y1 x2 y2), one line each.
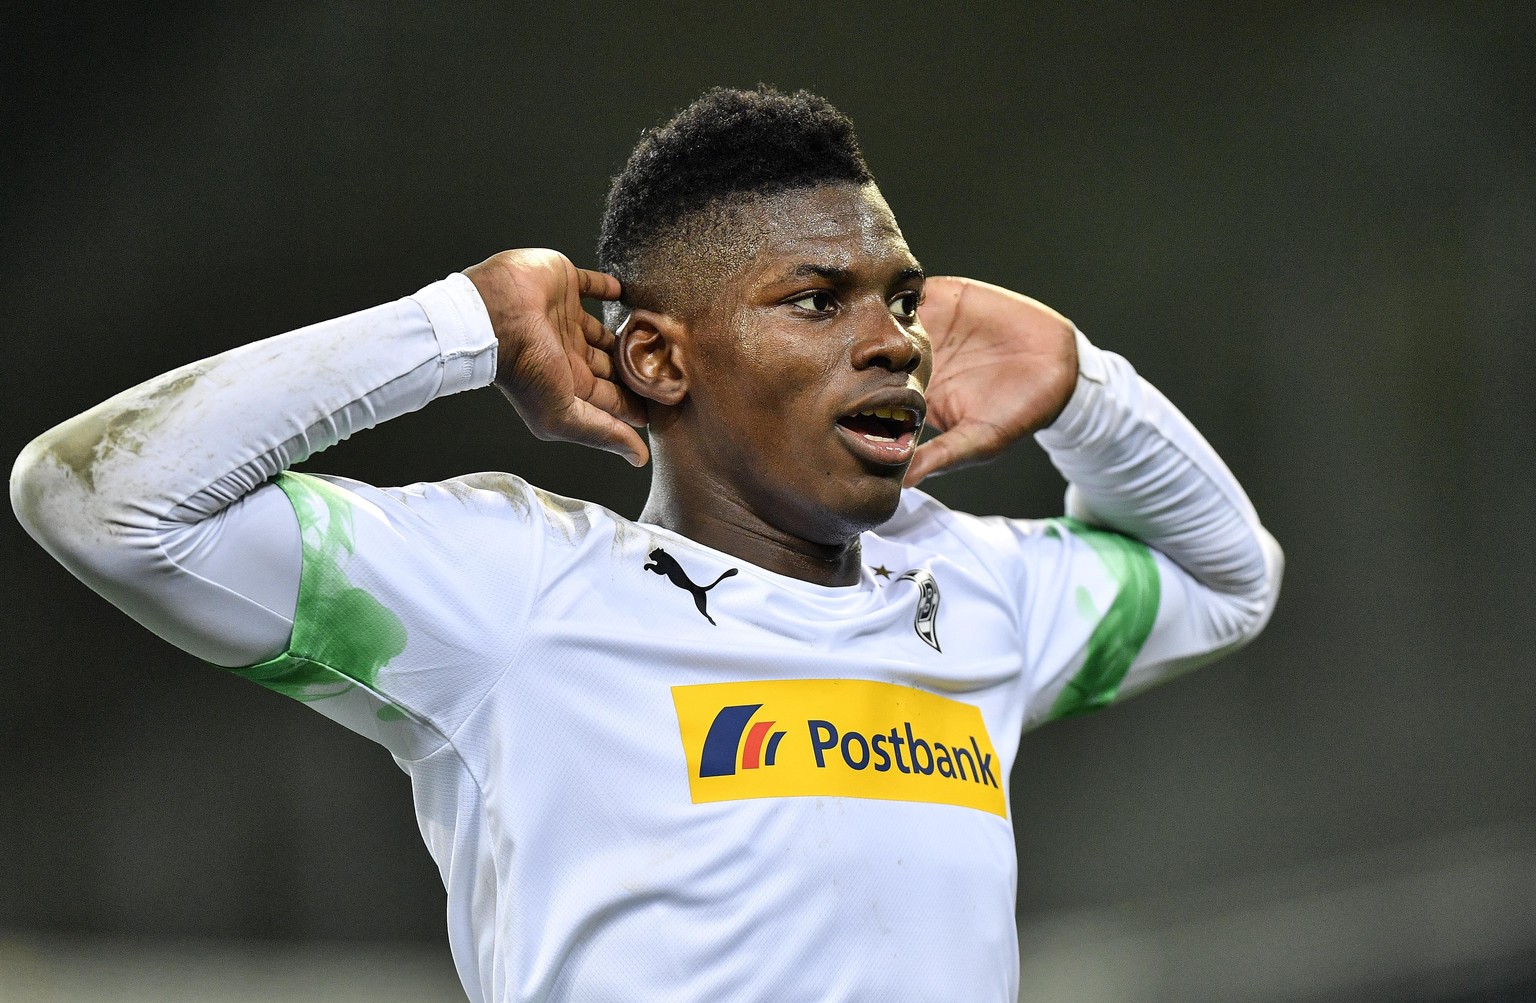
672 679 1006 817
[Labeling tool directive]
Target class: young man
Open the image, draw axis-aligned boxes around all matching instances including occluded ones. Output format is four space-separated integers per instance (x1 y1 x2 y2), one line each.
11 88 1281 1002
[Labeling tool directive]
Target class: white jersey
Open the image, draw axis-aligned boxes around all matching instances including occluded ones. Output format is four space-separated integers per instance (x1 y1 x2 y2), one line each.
11 275 1282 1002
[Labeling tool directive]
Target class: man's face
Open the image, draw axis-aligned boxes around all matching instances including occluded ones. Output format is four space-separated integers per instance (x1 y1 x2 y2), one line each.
679 182 931 546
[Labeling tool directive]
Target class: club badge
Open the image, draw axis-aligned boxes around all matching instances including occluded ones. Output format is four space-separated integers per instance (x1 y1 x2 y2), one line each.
896 569 941 651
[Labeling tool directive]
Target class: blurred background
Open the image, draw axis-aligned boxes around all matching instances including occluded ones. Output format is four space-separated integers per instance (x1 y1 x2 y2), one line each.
3 4 1532 1001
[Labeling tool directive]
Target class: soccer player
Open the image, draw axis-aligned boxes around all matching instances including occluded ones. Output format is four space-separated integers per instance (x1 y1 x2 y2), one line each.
11 87 1281 1001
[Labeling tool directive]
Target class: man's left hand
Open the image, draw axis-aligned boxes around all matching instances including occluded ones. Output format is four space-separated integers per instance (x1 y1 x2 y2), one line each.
905 277 1079 486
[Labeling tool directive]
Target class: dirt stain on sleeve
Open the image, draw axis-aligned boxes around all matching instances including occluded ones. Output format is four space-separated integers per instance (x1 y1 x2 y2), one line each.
43 369 204 492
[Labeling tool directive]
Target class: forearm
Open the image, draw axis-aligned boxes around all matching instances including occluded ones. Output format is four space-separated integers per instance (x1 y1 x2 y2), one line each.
1035 331 1283 641
9 274 497 665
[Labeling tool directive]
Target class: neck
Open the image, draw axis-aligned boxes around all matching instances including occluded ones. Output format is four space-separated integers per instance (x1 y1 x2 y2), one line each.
640 451 865 588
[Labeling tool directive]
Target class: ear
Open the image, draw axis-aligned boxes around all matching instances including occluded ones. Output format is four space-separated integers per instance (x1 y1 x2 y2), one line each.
618 308 689 407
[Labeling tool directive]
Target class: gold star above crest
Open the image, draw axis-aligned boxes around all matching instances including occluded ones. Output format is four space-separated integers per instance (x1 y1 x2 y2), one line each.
872 565 892 579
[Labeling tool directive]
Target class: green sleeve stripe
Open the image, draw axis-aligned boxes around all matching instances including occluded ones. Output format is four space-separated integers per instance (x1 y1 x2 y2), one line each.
1048 517 1161 720
226 472 408 713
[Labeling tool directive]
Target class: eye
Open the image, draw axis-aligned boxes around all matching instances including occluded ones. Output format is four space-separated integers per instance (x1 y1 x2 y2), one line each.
789 291 836 313
889 291 921 320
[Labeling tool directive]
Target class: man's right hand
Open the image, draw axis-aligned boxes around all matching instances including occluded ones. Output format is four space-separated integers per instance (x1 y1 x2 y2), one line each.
465 249 649 466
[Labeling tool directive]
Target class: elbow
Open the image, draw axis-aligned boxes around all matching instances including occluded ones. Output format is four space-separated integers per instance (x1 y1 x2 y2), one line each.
12 422 165 615
10 418 121 568
1235 526 1285 646
1258 526 1284 619
1197 525 1284 653
11 432 64 544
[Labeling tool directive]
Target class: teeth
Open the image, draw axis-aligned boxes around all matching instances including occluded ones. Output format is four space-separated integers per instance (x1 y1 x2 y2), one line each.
857 407 911 422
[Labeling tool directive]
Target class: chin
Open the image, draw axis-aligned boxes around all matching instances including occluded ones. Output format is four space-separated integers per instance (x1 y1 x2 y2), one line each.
817 474 906 542
757 463 908 548
859 477 906 526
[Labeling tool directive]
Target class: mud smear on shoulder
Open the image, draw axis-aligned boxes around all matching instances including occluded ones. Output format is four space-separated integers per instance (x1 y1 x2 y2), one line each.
610 516 653 561
531 486 592 544
442 471 533 518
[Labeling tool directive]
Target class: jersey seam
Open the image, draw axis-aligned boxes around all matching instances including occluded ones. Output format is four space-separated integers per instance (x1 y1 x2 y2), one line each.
437 540 540 791
440 639 528 790
260 650 457 762
254 468 524 770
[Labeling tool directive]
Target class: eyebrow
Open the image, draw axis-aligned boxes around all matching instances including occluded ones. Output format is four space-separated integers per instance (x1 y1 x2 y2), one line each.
780 263 927 285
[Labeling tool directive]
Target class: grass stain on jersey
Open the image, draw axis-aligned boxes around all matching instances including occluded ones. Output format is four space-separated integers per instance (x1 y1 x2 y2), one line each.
1047 518 1160 719
230 472 408 718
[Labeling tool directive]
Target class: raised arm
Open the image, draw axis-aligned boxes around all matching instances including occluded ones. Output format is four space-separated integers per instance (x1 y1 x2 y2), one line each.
9 250 632 667
911 277 1283 717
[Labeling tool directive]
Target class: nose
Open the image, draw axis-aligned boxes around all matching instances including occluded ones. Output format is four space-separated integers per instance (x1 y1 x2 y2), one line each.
850 309 923 374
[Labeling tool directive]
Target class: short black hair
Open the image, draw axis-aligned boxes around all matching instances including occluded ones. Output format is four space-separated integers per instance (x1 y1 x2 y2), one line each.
598 86 874 323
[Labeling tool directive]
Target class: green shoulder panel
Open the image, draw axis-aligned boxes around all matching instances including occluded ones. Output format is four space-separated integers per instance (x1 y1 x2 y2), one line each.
228 472 408 713
1046 517 1161 719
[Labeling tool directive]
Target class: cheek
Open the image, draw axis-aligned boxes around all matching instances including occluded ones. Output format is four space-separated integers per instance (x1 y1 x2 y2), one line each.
693 329 792 445
728 311 772 370
730 321 837 412
698 308 853 452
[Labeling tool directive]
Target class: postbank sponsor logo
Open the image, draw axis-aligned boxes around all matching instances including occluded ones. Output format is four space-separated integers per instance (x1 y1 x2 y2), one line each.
672 679 1005 817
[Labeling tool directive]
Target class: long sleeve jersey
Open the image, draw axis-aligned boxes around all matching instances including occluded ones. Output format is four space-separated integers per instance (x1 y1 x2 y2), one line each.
11 273 1282 1002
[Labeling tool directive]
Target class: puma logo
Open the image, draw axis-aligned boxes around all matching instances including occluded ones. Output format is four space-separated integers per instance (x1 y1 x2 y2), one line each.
644 548 739 625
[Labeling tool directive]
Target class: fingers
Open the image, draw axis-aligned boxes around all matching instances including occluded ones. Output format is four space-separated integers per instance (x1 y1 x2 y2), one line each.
576 268 623 302
902 421 1006 487
584 373 649 428
579 309 617 351
574 307 627 399
575 336 647 427
584 343 615 381
557 397 651 467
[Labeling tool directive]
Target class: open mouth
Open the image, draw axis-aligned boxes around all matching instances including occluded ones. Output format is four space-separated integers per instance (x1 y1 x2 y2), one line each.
835 406 920 444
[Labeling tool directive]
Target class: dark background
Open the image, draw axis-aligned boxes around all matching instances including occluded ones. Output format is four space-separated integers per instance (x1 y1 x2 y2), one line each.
4 4 1533 1000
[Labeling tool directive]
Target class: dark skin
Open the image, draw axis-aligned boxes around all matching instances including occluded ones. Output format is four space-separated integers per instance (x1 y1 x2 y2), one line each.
465 182 1079 587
